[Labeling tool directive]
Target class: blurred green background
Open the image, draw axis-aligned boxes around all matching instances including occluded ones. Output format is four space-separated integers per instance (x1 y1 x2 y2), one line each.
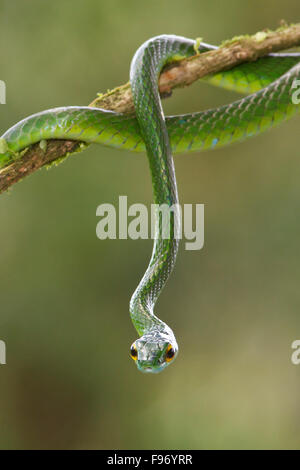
1 0 300 450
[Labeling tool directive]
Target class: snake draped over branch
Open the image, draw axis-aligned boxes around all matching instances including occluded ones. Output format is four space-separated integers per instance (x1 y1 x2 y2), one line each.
1 35 300 372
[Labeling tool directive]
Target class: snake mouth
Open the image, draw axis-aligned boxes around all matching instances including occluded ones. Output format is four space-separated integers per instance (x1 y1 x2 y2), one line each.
137 360 165 373
140 366 163 374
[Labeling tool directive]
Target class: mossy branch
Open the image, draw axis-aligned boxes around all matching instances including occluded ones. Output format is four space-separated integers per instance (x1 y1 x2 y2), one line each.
1 22 300 194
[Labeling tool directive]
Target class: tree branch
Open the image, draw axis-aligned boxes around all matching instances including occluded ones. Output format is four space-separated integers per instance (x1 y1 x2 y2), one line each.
1 22 300 194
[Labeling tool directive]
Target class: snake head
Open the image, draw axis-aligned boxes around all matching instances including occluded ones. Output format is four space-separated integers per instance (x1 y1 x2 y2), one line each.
130 326 178 373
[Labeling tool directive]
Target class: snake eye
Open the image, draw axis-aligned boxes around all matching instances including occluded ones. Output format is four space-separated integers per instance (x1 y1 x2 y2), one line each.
165 344 175 362
130 344 138 360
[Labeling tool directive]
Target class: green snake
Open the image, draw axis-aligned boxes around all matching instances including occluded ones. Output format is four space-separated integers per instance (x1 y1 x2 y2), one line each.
1 35 300 373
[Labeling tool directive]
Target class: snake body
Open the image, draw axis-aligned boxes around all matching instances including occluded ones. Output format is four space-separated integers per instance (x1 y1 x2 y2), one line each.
1 36 300 372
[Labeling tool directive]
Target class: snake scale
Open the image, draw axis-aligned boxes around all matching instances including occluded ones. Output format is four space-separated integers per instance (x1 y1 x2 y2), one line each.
1 35 300 372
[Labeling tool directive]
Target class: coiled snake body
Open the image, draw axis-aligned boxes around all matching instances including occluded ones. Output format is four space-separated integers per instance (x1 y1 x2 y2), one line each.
1 35 300 372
